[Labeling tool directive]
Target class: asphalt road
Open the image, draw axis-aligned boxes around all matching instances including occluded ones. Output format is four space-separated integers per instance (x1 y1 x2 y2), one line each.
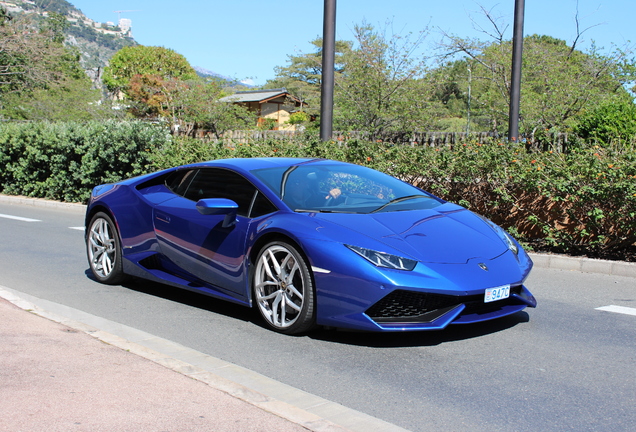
1 199 634 432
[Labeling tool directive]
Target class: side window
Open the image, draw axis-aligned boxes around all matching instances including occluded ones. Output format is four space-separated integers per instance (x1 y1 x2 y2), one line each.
183 168 256 217
166 169 197 197
250 191 277 218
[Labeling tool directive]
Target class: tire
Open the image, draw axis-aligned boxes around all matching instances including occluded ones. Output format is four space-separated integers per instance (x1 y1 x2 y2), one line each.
86 212 126 285
253 241 315 334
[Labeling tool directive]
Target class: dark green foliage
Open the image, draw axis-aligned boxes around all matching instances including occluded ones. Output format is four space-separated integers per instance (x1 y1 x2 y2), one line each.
151 135 635 260
0 121 170 202
103 46 198 94
1 124 634 260
574 98 636 146
0 5 11 25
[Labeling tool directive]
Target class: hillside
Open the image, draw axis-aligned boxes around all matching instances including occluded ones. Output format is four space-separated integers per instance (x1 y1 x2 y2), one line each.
1 0 136 87
1 0 246 89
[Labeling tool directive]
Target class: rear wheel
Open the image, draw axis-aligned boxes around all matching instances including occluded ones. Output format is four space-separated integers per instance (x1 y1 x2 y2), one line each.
253 241 315 334
86 212 126 285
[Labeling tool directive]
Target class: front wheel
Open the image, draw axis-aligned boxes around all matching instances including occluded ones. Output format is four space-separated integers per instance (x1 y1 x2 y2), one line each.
86 212 126 285
253 241 315 334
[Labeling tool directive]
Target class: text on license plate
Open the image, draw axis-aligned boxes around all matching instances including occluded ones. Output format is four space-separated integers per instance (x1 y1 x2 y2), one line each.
484 285 511 303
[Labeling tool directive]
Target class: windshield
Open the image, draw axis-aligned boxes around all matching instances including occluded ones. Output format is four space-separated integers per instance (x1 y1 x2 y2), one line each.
251 163 444 214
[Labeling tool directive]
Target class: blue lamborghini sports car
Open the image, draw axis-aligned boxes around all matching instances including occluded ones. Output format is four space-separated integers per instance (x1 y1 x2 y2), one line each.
85 158 536 334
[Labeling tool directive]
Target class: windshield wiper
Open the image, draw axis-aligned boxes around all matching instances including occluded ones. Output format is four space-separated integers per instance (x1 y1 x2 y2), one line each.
371 194 431 213
295 208 352 213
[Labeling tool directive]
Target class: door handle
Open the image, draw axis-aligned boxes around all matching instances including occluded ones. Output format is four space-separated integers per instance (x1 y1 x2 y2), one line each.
155 212 171 223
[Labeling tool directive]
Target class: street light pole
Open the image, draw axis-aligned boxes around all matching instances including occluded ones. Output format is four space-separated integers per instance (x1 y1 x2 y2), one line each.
320 0 336 141
508 0 525 142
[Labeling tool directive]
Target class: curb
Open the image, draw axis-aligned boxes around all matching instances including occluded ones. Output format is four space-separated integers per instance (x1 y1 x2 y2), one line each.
1 193 634 278
529 253 636 279
0 194 85 212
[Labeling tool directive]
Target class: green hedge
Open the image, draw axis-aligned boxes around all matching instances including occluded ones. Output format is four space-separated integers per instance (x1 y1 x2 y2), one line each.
149 135 635 260
1 122 634 260
0 121 170 202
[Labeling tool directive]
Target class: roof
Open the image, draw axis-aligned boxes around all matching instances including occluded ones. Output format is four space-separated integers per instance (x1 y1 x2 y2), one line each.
219 88 302 105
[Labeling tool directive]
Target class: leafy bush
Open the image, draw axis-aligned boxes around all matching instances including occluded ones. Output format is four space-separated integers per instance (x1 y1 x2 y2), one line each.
287 111 310 125
574 98 636 147
385 141 636 260
257 118 278 131
153 135 635 260
1 123 634 260
0 121 170 202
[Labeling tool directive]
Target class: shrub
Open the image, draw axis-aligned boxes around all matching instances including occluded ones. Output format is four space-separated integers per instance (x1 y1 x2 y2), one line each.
1 123 634 260
0 121 171 202
574 98 636 147
287 111 310 125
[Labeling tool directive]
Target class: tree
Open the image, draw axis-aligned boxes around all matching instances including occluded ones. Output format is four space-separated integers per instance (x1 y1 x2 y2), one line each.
0 5 11 25
1 78 109 121
438 7 636 136
334 23 441 134
102 45 198 96
40 11 67 43
30 0 74 16
421 59 478 132
574 96 636 146
265 37 352 117
173 80 256 138
125 74 255 137
267 23 443 135
125 73 186 119
0 11 66 93
0 9 107 120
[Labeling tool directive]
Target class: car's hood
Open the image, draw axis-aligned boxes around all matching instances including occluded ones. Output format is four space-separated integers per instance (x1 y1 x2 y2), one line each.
313 203 508 264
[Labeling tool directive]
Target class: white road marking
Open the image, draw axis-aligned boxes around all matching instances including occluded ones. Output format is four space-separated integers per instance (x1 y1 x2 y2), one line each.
595 305 636 317
69 227 85 231
0 213 41 222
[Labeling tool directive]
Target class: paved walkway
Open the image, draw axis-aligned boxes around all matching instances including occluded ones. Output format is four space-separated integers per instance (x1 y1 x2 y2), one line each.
0 294 315 432
0 286 408 432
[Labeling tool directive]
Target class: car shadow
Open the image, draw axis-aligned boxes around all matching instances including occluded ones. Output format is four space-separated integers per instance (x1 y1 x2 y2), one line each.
84 270 258 325
130 279 258 323
308 312 530 348
85 269 531 347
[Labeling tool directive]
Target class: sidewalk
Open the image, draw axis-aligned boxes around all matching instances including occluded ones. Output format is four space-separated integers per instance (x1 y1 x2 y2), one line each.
0 296 314 432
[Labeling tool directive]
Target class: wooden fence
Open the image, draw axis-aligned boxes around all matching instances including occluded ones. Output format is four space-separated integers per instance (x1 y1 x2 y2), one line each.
176 128 574 151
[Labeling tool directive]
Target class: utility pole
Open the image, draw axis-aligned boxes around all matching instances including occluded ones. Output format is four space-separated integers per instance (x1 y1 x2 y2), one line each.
508 0 525 142
320 0 336 141
466 63 472 135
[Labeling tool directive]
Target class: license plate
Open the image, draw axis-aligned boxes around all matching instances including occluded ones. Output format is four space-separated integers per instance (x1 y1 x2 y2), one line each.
484 285 510 303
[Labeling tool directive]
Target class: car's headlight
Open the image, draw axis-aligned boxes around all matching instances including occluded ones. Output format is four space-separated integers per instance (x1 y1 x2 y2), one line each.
502 231 519 255
346 245 417 271
477 215 519 255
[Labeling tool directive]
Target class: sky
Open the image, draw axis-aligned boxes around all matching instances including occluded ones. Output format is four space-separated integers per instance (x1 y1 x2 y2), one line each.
67 1 634 86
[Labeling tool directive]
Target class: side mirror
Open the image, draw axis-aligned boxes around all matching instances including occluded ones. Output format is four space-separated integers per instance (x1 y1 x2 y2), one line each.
196 198 239 228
